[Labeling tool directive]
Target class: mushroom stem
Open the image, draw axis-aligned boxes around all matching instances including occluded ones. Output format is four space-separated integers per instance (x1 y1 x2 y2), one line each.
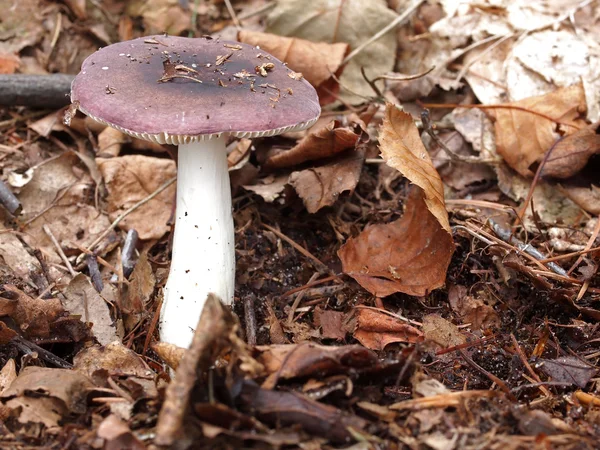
160 135 235 348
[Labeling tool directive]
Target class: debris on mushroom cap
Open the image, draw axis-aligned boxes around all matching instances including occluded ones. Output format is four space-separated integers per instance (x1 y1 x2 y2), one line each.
70 35 321 145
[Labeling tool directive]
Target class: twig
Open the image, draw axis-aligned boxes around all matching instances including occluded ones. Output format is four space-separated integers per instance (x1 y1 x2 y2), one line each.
510 333 551 397
372 66 436 83
459 348 516 401
515 137 564 225
287 272 319 324
237 1 275 20
262 222 335 276
421 109 500 164
0 75 74 109
243 293 257 346
43 224 76 277
0 179 22 215
419 102 582 129
12 335 72 369
142 293 162 356
223 0 242 29
540 245 600 264
567 217 600 276
87 254 103 293
489 219 568 277
121 229 138 278
342 0 425 66
280 274 340 298
77 176 176 263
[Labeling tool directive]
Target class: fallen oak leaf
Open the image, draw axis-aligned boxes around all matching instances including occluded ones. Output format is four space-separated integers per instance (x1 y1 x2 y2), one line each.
353 308 423 351
379 103 450 232
238 30 349 105
265 120 360 169
338 186 454 297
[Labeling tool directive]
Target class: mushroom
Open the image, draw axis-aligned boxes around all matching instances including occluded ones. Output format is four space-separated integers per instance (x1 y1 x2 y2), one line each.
69 35 320 348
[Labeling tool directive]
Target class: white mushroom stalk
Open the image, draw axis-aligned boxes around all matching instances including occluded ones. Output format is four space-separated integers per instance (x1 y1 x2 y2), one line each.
160 136 235 348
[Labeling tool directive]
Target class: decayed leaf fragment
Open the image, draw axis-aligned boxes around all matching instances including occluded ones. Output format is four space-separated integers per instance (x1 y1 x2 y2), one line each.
338 187 454 297
353 308 423 351
0 285 64 339
1 366 93 427
379 103 450 232
486 83 587 177
238 30 349 103
265 120 360 169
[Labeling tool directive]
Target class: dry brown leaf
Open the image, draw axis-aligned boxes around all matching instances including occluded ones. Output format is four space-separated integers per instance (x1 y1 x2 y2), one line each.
313 307 346 341
0 360 17 394
63 274 118 346
0 53 19 74
0 233 42 285
124 252 155 316
289 150 364 213
265 120 359 169
74 341 156 398
98 127 128 158
266 0 398 104
126 0 190 36
338 186 454 297
1 366 93 427
542 122 600 179
447 285 500 330
487 83 587 177
238 30 349 104
257 343 378 382
1 285 64 339
422 314 466 350
98 155 176 240
560 183 600 215
98 414 146 450
243 175 288 203
353 308 423 351
379 103 450 232
18 153 116 267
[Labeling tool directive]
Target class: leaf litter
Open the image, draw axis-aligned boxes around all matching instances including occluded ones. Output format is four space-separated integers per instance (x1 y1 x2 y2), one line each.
0 0 600 448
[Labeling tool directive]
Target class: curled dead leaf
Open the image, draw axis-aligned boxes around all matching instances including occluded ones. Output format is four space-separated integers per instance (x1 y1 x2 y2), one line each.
379 103 450 232
487 83 587 177
289 149 364 213
265 120 360 169
542 122 600 179
338 187 454 297
256 343 378 382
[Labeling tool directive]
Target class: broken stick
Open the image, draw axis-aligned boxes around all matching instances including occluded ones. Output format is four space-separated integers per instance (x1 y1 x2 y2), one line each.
0 74 74 109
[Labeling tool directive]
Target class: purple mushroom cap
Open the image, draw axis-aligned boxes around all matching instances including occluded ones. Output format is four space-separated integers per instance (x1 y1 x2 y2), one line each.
71 35 321 144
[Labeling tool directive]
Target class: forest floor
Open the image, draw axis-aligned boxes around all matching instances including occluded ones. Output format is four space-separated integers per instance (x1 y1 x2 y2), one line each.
0 0 599 449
